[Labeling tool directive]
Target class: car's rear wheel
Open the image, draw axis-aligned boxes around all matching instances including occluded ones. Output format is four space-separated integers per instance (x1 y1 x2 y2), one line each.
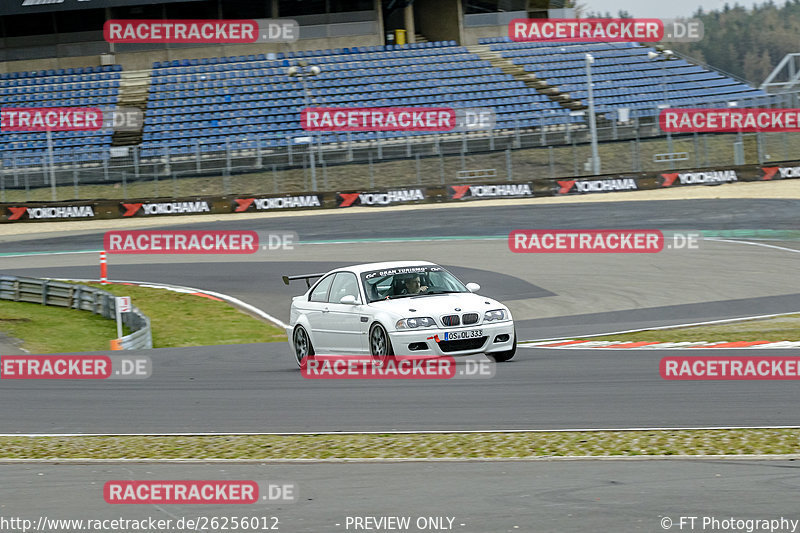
369 323 394 364
488 329 516 362
293 325 314 367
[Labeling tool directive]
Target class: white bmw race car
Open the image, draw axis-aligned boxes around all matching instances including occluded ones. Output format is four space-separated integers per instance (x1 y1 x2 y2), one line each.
283 261 516 366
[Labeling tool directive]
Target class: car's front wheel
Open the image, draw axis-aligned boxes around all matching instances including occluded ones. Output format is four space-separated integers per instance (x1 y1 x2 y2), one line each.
369 323 394 364
293 325 315 367
488 329 516 362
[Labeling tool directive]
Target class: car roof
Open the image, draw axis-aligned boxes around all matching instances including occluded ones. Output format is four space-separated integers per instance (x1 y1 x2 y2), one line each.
341 261 438 275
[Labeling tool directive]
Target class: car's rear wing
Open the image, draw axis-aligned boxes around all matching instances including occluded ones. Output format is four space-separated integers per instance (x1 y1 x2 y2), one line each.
282 273 326 288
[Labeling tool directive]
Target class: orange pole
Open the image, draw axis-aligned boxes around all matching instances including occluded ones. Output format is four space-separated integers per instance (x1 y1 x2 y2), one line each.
100 251 108 285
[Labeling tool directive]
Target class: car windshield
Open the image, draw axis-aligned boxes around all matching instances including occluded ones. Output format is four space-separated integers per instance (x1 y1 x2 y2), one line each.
360 265 469 303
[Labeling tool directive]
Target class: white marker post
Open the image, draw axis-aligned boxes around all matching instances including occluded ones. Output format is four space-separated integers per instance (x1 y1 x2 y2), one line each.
115 296 131 340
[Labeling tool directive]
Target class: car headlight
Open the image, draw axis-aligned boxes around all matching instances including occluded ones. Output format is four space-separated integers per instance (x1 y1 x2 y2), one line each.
396 317 437 329
484 309 506 322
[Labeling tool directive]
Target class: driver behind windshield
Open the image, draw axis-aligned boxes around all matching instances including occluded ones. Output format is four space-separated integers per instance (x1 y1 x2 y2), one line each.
402 274 428 294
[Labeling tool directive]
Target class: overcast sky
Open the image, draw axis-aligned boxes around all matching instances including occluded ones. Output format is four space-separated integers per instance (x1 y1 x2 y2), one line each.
583 0 769 19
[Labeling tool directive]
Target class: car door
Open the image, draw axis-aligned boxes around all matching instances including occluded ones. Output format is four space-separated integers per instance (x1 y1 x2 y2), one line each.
318 271 367 354
304 273 335 353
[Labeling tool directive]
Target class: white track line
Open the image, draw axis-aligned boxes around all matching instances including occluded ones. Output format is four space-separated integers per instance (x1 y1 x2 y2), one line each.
705 237 800 254
519 311 800 345
5 426 800 437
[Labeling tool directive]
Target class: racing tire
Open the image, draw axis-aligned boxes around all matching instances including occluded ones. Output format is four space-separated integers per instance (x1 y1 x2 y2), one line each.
293 325 315 368
488 329 516 362
369 323 395 365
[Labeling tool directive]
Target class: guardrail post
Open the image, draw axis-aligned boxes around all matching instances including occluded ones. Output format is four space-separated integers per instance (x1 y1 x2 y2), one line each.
41 280 49 305
73 285 82 310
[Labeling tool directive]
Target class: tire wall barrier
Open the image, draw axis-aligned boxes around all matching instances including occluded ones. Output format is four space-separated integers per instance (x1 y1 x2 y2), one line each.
1 160 798 223
0 275 153 350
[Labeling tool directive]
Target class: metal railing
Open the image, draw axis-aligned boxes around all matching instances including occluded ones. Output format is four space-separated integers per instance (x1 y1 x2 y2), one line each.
2 92 800 202
0 276 152 350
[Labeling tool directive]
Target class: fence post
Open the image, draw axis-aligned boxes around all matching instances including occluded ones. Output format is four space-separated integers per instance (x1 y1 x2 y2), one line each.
12 156 19 187
133 145 140 180
377 132 383 160
272 164 278 193
415 154 421 184
347 132 353 161
505 149 512 181
122 171 127 199
287 136 294 165
73 167 79 199
549 146 555 178
195 139 201 172
256 137 263 169
540 116 546 146
0 172 4 203
41 280 49 305
572 139 578 176
439 152 445 185
225 139 232 175
407 135 412 158
514 120 521 149
368 152 374 188
489 128 495 151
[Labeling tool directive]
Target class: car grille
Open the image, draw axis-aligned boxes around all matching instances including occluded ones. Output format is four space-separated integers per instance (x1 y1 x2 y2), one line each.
441 315 460 327
438 337 488 353
462 313 479 325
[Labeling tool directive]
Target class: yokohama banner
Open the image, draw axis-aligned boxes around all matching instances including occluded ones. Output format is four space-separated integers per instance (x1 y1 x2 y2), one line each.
336 189 428 207
448 183 534 200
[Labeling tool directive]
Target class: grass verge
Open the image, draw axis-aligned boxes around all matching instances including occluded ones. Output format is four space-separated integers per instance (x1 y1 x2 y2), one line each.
575 314 800 344
79 282 286 348
0 282 286 353
3 429 800 459
0 300 128 354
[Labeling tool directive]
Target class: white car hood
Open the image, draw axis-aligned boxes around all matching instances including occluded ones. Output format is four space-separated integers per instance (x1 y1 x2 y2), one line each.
368 292 504 319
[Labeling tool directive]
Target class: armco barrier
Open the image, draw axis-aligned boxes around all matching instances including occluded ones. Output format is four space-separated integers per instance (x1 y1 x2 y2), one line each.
0 276 152 350
2 159 799 223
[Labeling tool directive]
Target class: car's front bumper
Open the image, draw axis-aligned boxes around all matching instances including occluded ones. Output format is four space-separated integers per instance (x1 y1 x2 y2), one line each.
388 321 515 356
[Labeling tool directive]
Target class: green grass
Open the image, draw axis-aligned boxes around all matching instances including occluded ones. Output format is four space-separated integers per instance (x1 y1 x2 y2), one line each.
80 282 287 348
577 314 800 344
4 429 800 459
0 282 286 353
0 300 128 353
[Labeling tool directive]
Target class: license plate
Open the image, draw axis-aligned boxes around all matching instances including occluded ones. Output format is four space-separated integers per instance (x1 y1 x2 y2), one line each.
443 329 483 341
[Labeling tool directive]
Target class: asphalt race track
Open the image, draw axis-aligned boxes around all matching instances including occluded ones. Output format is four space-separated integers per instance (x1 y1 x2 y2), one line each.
3 459 800 533
1 199 800 433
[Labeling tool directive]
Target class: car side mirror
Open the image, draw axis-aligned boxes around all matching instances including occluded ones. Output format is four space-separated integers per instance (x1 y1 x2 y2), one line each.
340 295 359 305
465 283 480 293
